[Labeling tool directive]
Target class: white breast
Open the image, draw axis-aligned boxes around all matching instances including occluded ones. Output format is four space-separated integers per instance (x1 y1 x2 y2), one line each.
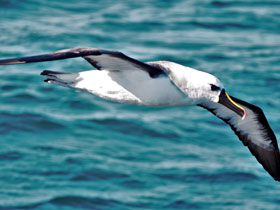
73 69 191 107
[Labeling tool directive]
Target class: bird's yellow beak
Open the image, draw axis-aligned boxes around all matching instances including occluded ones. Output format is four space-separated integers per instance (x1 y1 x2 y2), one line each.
218 89 247 120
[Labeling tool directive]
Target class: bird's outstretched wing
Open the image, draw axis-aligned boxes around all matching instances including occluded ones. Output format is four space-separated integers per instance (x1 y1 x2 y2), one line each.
200 97 280 181
0 47 164 78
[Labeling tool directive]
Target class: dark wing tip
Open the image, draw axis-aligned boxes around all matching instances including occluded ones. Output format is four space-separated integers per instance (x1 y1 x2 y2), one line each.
228 98 280 181
199 97 280 182
0 47 100 65
247 143 280 181
40 70 67 75
0 60 26 65
40 70 50 75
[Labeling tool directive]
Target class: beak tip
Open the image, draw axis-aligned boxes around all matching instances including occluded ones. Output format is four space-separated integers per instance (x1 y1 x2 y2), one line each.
219 90 247 120
241 110 247 120
0 60 26 65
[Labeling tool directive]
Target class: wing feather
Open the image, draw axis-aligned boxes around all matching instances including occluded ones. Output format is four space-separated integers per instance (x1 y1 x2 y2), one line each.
199 97 280 181
0 48 165 78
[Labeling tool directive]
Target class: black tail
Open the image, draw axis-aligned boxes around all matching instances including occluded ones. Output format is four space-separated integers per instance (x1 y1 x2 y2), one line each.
40 70 69 76
40 70 79 86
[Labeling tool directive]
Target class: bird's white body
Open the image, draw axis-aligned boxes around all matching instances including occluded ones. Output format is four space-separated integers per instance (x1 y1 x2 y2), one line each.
51 61 222 107
75 69 189 106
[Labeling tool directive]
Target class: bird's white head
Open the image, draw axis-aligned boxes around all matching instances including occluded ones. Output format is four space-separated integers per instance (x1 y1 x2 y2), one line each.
165 62 246 119
193 72 224 103
165 62 224 103
189 71 247 119
189 70 246 120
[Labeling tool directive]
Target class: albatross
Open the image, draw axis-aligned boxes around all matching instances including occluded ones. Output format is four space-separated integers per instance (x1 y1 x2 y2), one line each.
0 47 279 181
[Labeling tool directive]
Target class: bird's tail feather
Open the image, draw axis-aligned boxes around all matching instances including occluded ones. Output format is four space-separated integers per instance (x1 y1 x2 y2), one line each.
40 70 79 87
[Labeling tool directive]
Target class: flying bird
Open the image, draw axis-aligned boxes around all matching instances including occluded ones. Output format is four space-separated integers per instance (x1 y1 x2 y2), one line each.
0 47 279 181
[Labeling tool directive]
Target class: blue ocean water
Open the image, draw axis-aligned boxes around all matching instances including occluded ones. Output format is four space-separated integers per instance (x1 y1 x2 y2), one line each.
0 0 280 209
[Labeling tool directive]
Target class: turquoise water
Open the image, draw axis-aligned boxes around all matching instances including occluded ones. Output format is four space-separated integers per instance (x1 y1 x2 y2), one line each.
0 0 280 209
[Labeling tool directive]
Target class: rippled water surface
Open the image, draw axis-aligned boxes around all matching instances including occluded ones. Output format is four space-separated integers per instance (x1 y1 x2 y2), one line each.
1 0 280 209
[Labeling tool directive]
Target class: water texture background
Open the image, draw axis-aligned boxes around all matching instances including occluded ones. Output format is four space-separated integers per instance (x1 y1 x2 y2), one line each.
0 0 280 209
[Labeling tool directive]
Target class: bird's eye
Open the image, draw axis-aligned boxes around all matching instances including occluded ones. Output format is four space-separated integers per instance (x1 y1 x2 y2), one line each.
210 84 220 91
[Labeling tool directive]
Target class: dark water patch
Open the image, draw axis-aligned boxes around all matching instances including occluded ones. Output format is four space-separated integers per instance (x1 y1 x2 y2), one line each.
120 179 146 189
0 151 23 161
190 21 256 30
44 1 99 13
0 173 30 185
17 168 71 177
38 86 57 92
0 202 43 210
176 153 201 160
34 119 65 130
4 75 35 82
71 168 129 181
1 84 23 91
153 55 197 67
192 172 259 183
102 13 122 19
142 41 213 51
0 0 20 8
67 99 93 109
211 1 231 7
50 196 125 210
199 0 280 8
136 21 165 28
205 54 229 61
247 45 277 51
0 112 65 134
0 196 126 210
117 150 163 163
33 145 71 154
126 201 155 209
225 1 280 7
65 157 83 165
155 172 258 183
90 118 179 140
39 32 117 44
118 154 139 161
266 77 280 84
274 199 280 204
38 170 70 176
94 21 166 32
182 127 197 133
164 200 200 209
6 93 39 103
265 101 277 109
